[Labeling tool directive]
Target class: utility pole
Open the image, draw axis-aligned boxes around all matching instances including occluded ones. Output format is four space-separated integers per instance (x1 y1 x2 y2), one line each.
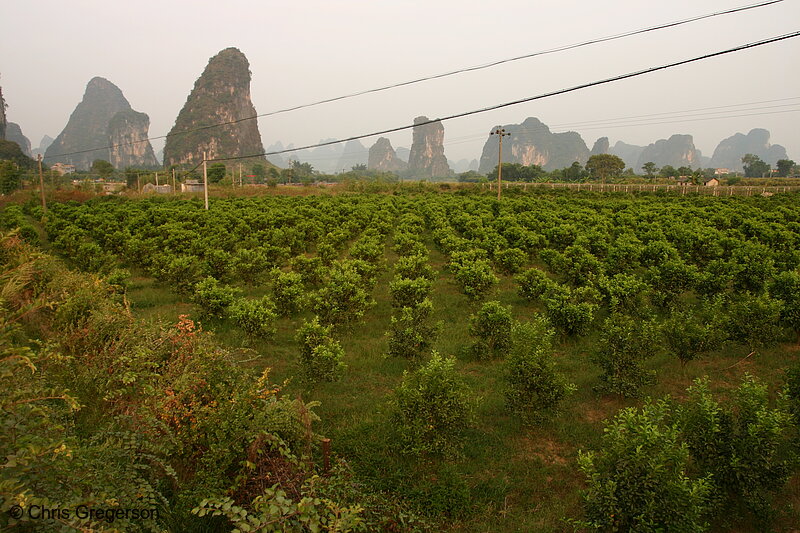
203 151 209 210
155 171 159 187
172 168 176 192
37 154 47 213
137 173 141 192
491 127 510 200
238 163 242 187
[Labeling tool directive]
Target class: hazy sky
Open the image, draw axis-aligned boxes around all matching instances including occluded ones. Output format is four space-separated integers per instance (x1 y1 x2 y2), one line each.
2 0 798 167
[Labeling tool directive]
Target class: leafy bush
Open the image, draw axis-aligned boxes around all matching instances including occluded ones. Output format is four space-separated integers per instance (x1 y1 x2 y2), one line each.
453 259 498 300
271 269 305 316
394 253 436 281
681 376 793 525
160 254 205 294
290 255 326 287
468 300 513 359
504 319 574 423
592 313 659 397
387 298 439 360
662 309 727 367
576 400 712 532
391 353 476 458
229 296 278 338
541 284 597 337
647 259 698 308
725 293 783 352
769 270 800 342
494 247 527 274
596 273 650 315
311 262 374 330
192 276 241 319
515 267 556 302
389 276 433 309
295 317 346 384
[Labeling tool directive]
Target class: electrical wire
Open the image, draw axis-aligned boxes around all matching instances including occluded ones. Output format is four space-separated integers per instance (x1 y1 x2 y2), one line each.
207 30 800 163
42 0 785 161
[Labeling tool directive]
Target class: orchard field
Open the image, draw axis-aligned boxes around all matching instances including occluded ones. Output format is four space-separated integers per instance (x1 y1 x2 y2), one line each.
3 185 800 532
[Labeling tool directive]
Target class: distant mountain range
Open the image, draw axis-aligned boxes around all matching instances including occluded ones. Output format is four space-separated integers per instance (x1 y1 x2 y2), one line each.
2 50 792 175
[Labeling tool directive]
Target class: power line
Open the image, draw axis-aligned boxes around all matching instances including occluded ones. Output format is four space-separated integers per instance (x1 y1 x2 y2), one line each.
42 0 784 161
208 30 800 164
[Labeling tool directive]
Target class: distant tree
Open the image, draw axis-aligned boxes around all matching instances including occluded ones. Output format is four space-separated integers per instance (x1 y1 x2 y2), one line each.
251 163 267 183
642 161 658 178
585 154 625 182
0 140 36 169
742 154 770 178
776 159 795 177
0 160 21 194
91 159 115 178
691 168 707 185
351 164 367 172
124 167 141 189
677 166 693 177
563 161 586 181
488 163 546 182
458 170 485 183
292 160 314 179
207 162 226 183
659 165 678 178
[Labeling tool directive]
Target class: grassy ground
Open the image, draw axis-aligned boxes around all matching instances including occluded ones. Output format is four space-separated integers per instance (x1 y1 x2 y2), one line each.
121 226 800 532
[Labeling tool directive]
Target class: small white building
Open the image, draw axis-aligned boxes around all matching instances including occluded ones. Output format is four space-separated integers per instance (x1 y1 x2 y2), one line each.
142 183 173 194
181 180 204 193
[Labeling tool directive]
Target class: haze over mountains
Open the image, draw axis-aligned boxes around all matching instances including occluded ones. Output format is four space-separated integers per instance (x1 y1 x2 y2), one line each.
1 47 793 176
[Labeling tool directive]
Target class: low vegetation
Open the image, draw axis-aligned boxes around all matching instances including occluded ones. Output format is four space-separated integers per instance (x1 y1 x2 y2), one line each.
2 186 800 532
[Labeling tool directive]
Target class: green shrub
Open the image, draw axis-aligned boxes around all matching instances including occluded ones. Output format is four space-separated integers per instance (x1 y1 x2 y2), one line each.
662 309 727 367
311 262 374 330
160 254 205 294
391 353 476 458
295 317 346 384
389 276 433 309
725 293 783 352
596 273 650 315
192 277 241 319
504 319 574 424
515 267 556 302
647 259 698 308
769 270 800 342
290 255 326 287
453 260 498 300
394 253 436 281
541 284 597 337
387 299 439 360
468 300 513 359
681 376 793 525
785 362 800 430
576 400 712 532
229 296 277 338
592 313 659 397
494 247 527 274
271 270 305 316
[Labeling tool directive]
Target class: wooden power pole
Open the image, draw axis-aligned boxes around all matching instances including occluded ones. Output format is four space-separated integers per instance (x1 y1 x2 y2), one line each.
491 127 510 201
37 154 47 213
203 151 209 210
